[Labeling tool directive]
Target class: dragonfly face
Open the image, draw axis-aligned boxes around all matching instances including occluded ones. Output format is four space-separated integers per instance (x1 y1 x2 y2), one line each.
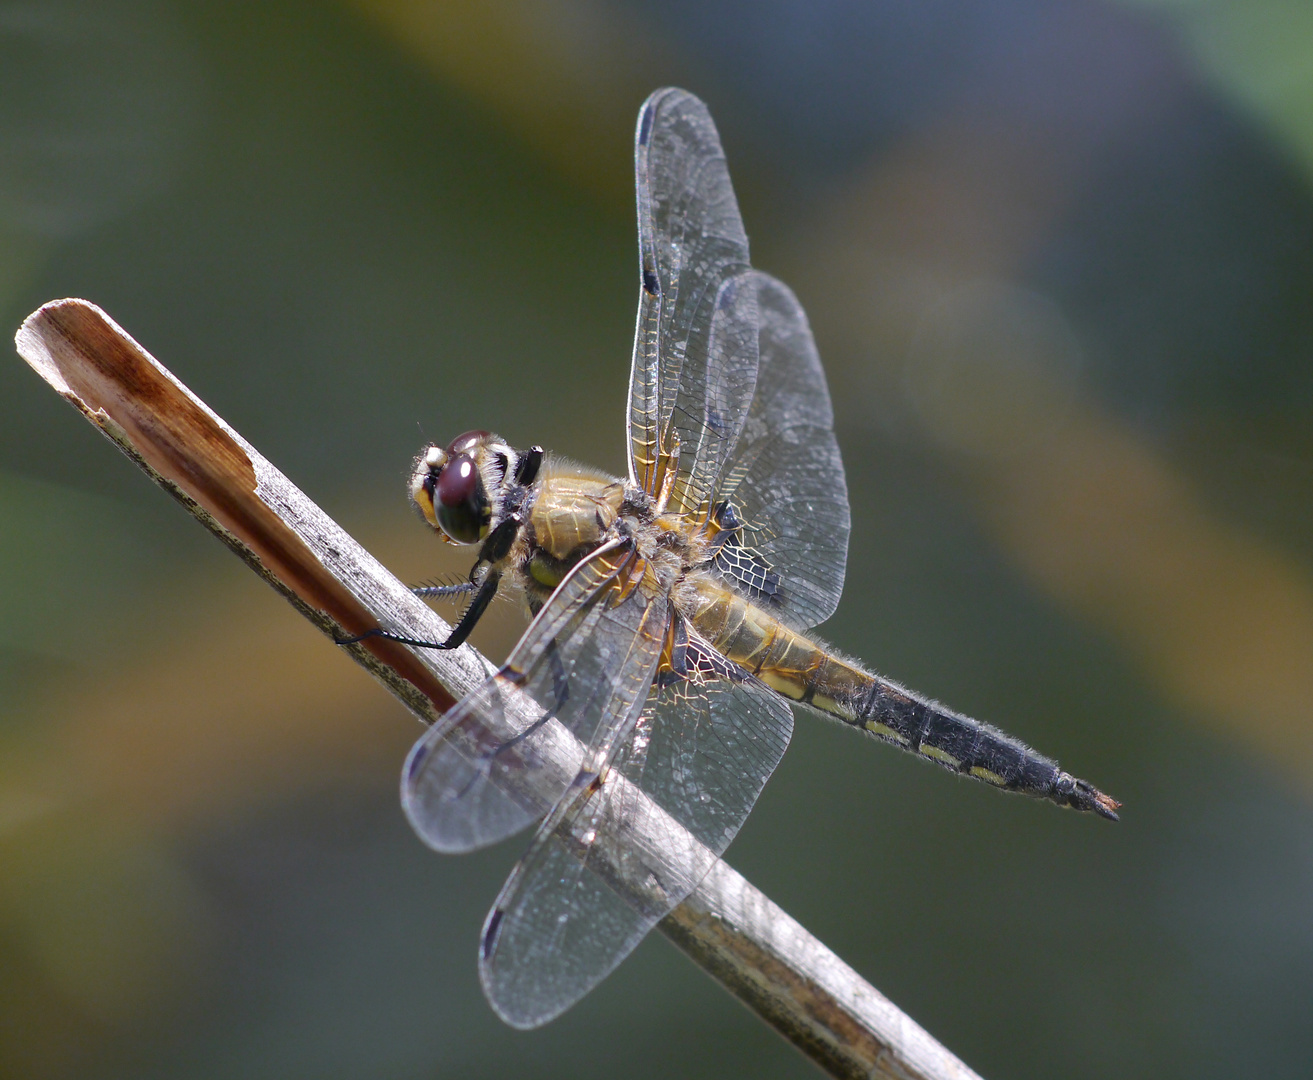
390 88 1120 1030
410 429 525 545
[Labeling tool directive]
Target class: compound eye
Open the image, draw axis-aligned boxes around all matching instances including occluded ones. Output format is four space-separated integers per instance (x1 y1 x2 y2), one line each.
435 452 489 544
447 429 491 457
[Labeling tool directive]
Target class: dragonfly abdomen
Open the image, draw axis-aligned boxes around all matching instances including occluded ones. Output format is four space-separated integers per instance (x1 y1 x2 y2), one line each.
841 669 1119 818
686 579 1119 819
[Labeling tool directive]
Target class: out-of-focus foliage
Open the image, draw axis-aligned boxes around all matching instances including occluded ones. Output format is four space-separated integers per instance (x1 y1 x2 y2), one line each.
3 1 1312 1078
1118 0 1313 176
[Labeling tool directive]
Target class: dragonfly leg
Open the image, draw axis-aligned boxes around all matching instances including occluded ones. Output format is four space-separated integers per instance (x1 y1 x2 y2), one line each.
411 580 475 600
335 570 500 650
336 512 523 650
496 640 570 752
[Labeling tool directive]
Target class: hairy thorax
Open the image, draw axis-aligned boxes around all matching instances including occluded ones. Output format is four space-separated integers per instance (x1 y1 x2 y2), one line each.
515 459 710 615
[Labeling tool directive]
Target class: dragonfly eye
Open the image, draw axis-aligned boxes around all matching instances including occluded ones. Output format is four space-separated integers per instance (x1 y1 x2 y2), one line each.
447 429 491 457
435 452 490 544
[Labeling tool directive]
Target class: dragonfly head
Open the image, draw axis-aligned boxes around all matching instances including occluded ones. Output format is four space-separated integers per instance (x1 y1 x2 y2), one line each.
410 429 520 545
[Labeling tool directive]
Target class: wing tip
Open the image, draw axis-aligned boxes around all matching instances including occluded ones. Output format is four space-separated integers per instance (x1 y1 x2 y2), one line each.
636 87 708 149
637 87 683 147
478 903 574 1030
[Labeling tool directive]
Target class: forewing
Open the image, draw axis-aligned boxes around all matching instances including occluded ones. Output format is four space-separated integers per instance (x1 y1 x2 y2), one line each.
402 540 657 853
479 631 793 1028
626 93 847 622
629 87 754 507
665 270 760 521
716 271 851 628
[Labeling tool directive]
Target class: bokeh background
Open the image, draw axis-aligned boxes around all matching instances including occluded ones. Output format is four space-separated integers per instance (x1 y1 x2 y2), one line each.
3 1 1313 1077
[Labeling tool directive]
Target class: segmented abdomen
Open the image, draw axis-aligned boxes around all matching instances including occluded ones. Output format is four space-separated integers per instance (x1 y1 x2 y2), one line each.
685 578 1118 819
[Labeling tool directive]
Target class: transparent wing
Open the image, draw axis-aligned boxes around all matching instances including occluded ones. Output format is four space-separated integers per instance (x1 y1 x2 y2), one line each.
713 271 851 628
479 629 793 1028
401 540 661 853
626 90 848 624
666 270 760 519
623 631 794 850
628 87 756 518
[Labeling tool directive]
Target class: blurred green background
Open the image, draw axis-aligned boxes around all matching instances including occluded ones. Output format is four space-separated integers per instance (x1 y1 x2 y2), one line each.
4 1 1313 1077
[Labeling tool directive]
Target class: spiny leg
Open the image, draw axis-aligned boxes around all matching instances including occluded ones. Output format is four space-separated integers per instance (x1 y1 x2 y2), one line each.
335 569 500 651
336 513 521 651
412 580 475 600
447 640 573 802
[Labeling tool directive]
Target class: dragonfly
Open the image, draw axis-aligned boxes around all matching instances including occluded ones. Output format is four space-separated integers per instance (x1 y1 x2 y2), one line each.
369 87 1119 1029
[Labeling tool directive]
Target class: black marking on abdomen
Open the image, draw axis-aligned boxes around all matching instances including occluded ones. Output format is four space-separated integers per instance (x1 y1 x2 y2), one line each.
862 678 1045 785
853 676 1117 818
972 736 1030 786
922 709 985 764
860 683 928 746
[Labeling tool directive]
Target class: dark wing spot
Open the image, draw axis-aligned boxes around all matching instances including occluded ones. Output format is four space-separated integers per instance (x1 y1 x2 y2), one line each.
708 503 784 605
684 636 747 683
642 266 660 296
406 742 428 779
482 908 504 959
658 621 745 689
638 102 655 146
711 501 742 533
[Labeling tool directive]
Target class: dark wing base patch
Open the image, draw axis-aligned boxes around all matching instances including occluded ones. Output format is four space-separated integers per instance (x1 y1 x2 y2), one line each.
706 500 784 609
657 613 746 690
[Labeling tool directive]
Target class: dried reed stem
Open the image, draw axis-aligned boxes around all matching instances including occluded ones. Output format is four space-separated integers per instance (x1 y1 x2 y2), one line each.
15 298 983 1080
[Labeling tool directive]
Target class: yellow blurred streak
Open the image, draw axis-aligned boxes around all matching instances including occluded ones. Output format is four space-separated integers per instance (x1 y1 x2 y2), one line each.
339 0 677 204
1 516 519 834
790 105 1313 785
977 401 1313 776
0 514 520 1032
10 569 408 834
